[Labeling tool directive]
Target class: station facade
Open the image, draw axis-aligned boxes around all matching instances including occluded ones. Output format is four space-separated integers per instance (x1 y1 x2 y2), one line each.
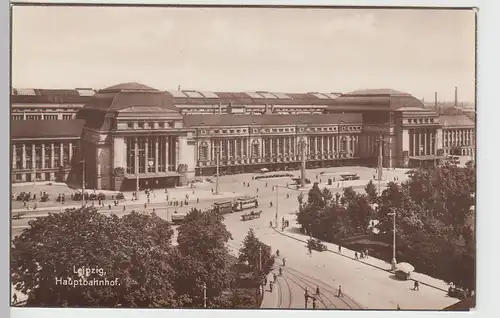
11 83 476 190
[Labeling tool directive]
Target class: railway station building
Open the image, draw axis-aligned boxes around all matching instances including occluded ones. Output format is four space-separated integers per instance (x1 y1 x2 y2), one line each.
11 83 475 190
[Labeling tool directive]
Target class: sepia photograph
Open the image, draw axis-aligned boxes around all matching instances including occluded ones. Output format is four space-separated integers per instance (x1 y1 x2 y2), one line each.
10 4 476 311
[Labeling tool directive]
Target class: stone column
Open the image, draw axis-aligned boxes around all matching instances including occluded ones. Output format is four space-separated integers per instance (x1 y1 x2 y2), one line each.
50 143 55 168
145 137 149 172
69 142 73 164
165 137 170 171
134 138 139 174
175 137 180 170
424 130 428 155
41 143 45 169
12 144 17 169
33 144 37 169
270 138 273 158
59 142 64 166
155 137 159 172
22 144 26 169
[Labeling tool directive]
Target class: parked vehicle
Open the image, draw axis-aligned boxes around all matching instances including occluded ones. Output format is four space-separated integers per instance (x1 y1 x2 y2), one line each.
307 238 327 252
40 193 50 202
394 262 414 280
115 192 125 200
448 286 468 300
241 210 262 221
171 213 186 225
12 212 26 220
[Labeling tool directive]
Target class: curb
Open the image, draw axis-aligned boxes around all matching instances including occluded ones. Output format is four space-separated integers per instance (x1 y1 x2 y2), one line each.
270 227 448 293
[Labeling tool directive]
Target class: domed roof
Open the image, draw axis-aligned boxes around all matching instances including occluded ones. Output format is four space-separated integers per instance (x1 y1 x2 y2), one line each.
99 82 158 93
345 89 410 96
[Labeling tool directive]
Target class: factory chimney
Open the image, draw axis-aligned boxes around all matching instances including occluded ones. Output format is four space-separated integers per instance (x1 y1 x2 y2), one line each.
434 92 438 111
454 86 458 107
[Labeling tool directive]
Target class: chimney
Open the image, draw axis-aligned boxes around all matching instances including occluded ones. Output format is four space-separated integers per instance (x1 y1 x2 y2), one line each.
454 86 458 107
434 92 438 111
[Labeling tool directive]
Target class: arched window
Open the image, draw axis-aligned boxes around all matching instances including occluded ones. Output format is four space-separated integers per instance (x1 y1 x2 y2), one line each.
340 137 347 153
199 142 208 160
252 140 260 158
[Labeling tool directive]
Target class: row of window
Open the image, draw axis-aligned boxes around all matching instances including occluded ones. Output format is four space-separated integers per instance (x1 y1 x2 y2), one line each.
12 114 74 120
408 118 435 124
206 126 361 135
126 122 175 129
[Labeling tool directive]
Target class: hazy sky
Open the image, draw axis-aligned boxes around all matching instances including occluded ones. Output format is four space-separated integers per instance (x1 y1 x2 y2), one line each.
12 6 476 101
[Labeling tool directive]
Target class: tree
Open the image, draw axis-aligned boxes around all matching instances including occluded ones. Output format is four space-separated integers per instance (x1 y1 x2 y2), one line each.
375 165 476 290
365 180 378 203
238 229 275 276
175 208 234 307
11 207 178 307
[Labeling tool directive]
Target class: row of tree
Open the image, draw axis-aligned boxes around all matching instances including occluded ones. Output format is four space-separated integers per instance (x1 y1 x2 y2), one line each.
296 163 476 291
11 207 275 307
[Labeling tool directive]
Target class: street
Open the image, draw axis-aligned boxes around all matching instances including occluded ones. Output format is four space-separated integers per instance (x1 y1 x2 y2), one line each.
11 166 458 309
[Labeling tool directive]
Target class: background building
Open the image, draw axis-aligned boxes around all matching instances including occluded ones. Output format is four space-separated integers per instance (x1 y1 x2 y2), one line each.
11 82 476 190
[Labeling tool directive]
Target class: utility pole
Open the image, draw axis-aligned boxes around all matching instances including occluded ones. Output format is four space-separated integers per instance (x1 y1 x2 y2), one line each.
377 135 384 195
259 244 263 295
275 185 279 228
215 141 220 195
300 139 306 188
203 283 207 308
388 211 397 271
81 159 85 207
134 147 145 194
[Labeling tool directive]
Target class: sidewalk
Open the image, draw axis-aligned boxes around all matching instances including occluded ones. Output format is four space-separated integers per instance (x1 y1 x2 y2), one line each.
271 224 450 293
12 188 243 214
260 272 280 308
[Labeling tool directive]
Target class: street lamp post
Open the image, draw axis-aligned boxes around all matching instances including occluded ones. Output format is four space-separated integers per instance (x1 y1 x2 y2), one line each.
275 185 279 228
388 211 397 271
81 159 85 207
215 141 221 195
203 283 207 308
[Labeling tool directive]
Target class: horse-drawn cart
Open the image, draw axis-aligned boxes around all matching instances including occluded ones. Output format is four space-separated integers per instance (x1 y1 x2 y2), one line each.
241 210 262 221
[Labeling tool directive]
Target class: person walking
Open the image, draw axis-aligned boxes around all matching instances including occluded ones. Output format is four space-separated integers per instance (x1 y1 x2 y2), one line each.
338 245 342 253
273 273 277 283
304 288 309 308
269 281 273 292
355 251 359 260
316 286 320 295
413 281 420 291
282 258 286 266
338 285 343 297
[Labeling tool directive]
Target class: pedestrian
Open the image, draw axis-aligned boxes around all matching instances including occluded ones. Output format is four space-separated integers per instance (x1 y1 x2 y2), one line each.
144 203 147 208
279 267 282 276
312 297 317 309
316 286 320 295
397 304 401 310
269 281 273 292
108 204 111 210
197 198 200 203
247 183 250 187
414 281 419 291
152 208 156 213
338 285 343 297
269 221 273 227
304 288 309 308
276 249 280 257
282 258 286 266
123 205 126 211
338 245 342 253
355 251 359 260
365 249 369 259
270 201 273 207
257 188 259 193
360 251 364 259
266 182 268 187
273 273 277 282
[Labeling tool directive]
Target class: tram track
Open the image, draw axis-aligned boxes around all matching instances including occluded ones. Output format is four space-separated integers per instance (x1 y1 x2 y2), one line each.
284 265 362 309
